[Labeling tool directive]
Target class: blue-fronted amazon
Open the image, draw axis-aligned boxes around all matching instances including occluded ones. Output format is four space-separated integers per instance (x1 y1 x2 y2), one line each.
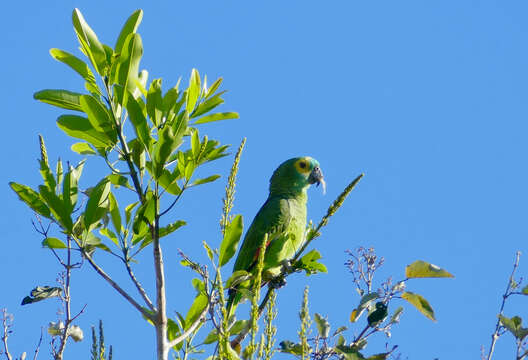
227 156 324 316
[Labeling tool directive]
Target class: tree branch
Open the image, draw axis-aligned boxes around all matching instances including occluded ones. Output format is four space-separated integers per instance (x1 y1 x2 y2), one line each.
486 251 521 360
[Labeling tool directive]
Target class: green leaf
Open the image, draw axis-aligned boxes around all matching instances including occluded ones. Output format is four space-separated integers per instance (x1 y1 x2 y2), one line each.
115 33 143 104
203 240 214 261
147 78 163 127
191 91 226 118
499 315 528 340
62 161 84 216
42 237 67 249
335 344 366 360
389 306 404 324
39 185 73 232
159 220 186 237
108 192 122 235
126 94 151 150
184 293 207 331
71 142 97 155
225 270 252 289
401 291 435 321
107 174 132 189
79 95 116 142
9 182 51 219
167 318 183 351
152 125 182 178
21 286 62 305
350 293 379 323
190 175 221 187
132 193 155 235
405 260 454 279
521 285 528 295
186 69 201 112
34 89 83 111
219 214 243 267
314 313 330 338
297 249 328 275
72 8 107 75
204 77 223 99
125 201 139 225
84 178 111 230
57 115 112 148
279 341 305 356
158 168 182 195
49 48 97 87
115 9 143 55
100 227 119 247
194 112 239 124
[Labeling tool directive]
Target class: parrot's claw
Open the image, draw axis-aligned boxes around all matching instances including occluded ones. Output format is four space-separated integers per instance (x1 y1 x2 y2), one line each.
270 277 287 289
281 259 293 274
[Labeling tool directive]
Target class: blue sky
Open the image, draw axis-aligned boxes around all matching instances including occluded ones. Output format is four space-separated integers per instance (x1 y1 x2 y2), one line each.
2 1 528 359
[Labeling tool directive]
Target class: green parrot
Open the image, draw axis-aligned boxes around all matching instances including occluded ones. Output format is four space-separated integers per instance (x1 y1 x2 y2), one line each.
227 156 325 316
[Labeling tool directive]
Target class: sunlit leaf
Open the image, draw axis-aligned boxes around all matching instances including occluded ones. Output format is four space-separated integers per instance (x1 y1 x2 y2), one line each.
219 215 243 267
49 48 97 87
34 89 83 111
314 313 330 338
405 260 454 279
71 142 97 155
115 9 143 55
9 182 51 219
42 237 67 249
72 8 107 75
194 112 239 124
401 292 435 321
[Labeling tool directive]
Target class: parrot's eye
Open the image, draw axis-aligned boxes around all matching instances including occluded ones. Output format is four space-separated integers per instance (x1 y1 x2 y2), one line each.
299 161 306 169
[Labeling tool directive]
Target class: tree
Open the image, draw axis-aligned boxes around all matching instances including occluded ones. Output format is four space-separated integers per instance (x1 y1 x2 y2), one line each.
7 8 457 360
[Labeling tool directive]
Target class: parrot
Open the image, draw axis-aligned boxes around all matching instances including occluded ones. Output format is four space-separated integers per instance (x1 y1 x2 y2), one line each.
226 156 325 318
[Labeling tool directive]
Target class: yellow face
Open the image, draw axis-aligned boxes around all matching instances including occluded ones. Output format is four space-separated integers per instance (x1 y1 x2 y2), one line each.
293 156 314 175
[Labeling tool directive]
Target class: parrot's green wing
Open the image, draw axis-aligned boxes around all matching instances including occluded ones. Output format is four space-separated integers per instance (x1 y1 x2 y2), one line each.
232 195 292 273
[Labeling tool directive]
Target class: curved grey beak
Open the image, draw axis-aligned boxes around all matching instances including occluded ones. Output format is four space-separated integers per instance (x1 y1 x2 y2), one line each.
308 166 326 194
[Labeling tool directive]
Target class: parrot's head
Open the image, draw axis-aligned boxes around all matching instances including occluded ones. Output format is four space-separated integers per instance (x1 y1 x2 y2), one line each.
269 156 325 196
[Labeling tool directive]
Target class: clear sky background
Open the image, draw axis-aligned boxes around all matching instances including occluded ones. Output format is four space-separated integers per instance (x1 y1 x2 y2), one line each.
2 1 528 359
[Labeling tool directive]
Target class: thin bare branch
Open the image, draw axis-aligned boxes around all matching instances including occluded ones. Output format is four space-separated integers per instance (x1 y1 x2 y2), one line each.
1 309 13 360
486 251 522 360
124 259 156 311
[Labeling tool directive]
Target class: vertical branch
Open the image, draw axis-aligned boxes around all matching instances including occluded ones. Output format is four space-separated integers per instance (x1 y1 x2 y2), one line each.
486 251 522 360
153 190 169 359
55 237 73 360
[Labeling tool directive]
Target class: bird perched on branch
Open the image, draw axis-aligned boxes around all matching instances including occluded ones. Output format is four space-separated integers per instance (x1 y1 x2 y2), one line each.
226 156 325 317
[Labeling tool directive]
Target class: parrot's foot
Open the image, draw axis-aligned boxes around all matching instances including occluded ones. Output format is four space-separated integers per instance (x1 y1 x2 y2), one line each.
281 259 293 274
270 277 287 289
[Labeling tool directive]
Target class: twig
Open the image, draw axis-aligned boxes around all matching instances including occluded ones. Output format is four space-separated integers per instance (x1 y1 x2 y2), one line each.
124 259 156 311
486 251 522 360
76 241 154 322
167 305 209 348
32 328 43 360
1 309 13 360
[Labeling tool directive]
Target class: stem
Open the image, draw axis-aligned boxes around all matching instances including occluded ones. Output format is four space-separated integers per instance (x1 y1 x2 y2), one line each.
153 191 169 360
103 83 145 203
486 251 521 360
56 237 73 360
